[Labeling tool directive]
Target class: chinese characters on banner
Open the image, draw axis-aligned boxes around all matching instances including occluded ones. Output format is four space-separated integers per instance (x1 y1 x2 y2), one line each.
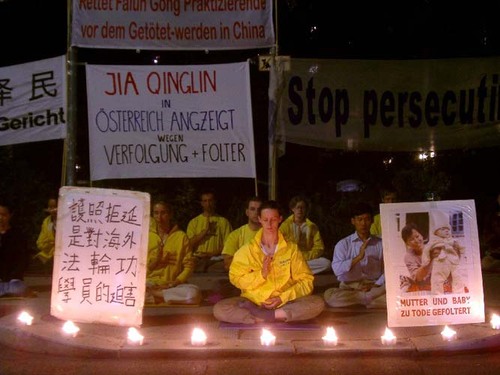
85 61 256 180
50 187 150 327
71 0 275 50
381 200 485 327
0 55 67 146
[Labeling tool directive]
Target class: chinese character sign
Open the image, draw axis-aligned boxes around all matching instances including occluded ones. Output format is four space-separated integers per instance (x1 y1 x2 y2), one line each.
381 200 484 327
0 56 67 146
51 187 150 327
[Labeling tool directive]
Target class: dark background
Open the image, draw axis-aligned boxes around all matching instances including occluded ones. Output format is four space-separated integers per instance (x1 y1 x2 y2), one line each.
1 0 499 256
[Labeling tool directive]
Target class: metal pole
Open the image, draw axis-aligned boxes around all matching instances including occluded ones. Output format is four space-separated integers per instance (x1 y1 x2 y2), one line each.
267 0 279 200
64 0 76 186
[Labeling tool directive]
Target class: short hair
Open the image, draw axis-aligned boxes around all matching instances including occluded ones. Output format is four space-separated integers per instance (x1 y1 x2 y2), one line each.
0 200 12 213
349 202 373 218
258 200 282 216
246 196 263 208
152 200 174 213
401 222 420 243
288 195 310 211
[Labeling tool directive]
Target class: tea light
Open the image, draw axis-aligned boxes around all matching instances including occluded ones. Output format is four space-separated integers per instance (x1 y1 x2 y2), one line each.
381 327 397 345
322 326 338 346
441 325 457 341
17 311 34 326
62 320 80 337
260 328 276 346
127 327 144 345
490 313 500 330
191 327 207 346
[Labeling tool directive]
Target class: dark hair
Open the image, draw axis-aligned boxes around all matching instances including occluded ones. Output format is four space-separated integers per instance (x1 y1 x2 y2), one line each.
152 200 173 212
288 195 310 211
0 200 12 213
200 189 216 199
246 196 263 208
401 222 420 243
151 200 177 224
349 202 373 218
258 200 282 216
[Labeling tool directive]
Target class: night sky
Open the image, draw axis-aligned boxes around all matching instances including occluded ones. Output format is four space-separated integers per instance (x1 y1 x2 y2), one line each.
2 1 500 67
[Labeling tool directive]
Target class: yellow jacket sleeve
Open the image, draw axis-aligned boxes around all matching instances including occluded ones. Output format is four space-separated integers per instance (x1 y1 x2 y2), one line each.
35 216 55 262
229 230 314 307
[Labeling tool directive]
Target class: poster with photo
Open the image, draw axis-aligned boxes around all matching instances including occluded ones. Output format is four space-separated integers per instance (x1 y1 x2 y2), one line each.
381 200 484 327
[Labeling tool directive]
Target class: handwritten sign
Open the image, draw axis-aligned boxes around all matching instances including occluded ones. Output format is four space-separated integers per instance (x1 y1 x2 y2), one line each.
50 187 150 326
381 200 484 327
85 62 256 180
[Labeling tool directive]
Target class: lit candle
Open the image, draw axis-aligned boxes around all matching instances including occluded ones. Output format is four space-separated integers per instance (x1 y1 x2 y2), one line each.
260 328 276 346
127 327 144 345
17 311 34 326
381 327 397 345
191 327 207 347
441 325 457 341
490 314 500 330
62 320 80 337
322 326 338 346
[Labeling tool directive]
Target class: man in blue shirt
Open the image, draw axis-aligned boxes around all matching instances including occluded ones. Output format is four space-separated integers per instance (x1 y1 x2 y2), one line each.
324 202 386 308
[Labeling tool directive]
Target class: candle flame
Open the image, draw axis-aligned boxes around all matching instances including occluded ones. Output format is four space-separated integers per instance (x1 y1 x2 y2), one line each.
260 328 276 346
17 311 33 325
127 327 144 344
62 320 80 336
382 327 396 339
491 313 500 329
191 327 207 346
322 326 338 340
441 325 457 339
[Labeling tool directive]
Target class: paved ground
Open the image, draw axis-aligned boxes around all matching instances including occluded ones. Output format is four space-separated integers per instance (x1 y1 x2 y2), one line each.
1 271 499 358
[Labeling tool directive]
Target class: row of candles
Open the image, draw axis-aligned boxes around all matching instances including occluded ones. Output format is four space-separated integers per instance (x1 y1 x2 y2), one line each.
17 310 500 347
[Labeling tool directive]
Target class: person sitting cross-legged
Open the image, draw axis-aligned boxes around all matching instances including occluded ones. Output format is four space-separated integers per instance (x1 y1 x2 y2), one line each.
324 202 386 308
146 200 201 305
213 200 325 324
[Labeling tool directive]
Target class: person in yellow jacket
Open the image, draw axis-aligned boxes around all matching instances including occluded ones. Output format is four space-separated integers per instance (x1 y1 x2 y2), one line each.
280 195 330 274
213 200 325 324
370 187 398 237
221 196 263 271
187 190 232 272
33 197 58 265
146 200 200 305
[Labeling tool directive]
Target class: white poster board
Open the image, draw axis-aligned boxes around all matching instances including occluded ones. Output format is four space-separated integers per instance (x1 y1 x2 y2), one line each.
51 187 150 327
85 62 256 180
0 56 67 146
381 200 484 327
71 1 275 50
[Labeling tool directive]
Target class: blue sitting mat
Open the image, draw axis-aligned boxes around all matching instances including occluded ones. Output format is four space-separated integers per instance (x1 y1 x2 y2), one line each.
219 321 322 331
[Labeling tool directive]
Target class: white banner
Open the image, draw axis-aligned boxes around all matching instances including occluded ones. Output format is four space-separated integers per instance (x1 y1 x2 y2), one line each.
71 0 275 50
276 57 500 151
86 61 256 180
0 56 67 146
381 200 484 327
51 186 150 326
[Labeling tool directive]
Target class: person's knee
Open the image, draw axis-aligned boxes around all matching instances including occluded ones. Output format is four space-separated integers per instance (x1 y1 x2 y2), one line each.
323 287 339 305
310 295 326 314
213 300 229 321
7 279 27 296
